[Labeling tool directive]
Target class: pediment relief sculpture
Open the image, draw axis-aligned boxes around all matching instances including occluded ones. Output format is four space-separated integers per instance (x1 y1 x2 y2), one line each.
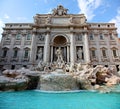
52 5 68 16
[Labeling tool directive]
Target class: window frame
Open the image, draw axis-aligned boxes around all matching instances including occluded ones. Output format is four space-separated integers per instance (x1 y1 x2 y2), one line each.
102 49 107 58
100 34 104 40
89 34 94 40
2 49 8 58
16 34 21 40
13 49 18 58
91 49 96 58
26 33 31 40
24 49 29 58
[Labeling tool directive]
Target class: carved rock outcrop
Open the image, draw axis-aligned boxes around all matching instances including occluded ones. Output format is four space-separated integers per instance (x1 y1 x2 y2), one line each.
0 68 40 91
40 73 78 91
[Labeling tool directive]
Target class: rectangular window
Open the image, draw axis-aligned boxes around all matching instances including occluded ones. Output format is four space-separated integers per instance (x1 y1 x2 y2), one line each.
102 50 106 57
16 34 21 40
6 35 10 40
110 35 114 40
26 34 31 40
100 34 103 40
91 50 96 57
24 50 29 58
90 35 93 40
13 50 18 58
2 50 7 57
11 65 15 69
113 50 117 57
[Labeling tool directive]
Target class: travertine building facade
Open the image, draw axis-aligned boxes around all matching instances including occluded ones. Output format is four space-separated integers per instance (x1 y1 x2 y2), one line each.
0 5 120 70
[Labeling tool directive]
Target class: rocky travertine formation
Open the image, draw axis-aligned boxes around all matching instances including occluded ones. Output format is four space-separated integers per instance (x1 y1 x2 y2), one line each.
0 62 120 92
40 72 78 91
0 68 39 91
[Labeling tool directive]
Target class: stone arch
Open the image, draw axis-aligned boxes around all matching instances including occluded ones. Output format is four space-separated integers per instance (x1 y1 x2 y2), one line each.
111 47 118 50
100 47 107 50
2 46 9 50
90 47 97 50
51 34 69 45
24 47 31 50
13 46 20 50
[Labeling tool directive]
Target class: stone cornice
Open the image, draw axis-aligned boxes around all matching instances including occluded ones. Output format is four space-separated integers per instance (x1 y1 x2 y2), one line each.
32 23 88 28
88 27 117 30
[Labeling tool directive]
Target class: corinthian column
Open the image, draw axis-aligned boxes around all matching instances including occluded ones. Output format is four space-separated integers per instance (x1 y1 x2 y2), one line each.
84 32 90 63
30 29 37 63
70 32 75 64
44 32 50 63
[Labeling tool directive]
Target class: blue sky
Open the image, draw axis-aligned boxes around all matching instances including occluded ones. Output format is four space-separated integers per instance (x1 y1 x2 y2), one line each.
0 0 120 40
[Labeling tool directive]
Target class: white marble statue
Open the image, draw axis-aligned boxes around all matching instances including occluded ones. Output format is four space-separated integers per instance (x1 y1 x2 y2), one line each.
55 48 63 62
77 47 83 60
118 65 120 76
46 16 51 24
69 16 73 23
37 48 43 61
34 15 39 24
55 47 65 68
52 5 68 16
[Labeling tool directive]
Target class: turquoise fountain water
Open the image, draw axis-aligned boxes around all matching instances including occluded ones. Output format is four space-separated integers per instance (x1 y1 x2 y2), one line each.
0 90 120 109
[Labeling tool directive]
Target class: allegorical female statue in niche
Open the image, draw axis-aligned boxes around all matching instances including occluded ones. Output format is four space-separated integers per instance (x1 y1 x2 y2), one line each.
77 47 83 60
37 48 43 61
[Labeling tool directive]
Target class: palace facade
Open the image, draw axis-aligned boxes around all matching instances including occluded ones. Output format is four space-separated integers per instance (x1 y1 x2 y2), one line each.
0 5 120 70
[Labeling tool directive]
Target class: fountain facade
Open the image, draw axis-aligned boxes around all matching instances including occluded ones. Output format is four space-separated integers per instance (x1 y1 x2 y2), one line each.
0 5 120 92
0 47 120 92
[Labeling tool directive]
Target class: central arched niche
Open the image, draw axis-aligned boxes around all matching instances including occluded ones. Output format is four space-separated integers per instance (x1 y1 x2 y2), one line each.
53 36 67 46
52 35 67 62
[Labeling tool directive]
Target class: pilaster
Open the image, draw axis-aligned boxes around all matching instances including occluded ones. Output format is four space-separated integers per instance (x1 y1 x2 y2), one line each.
44 32 50 63
70 30 75 64
30 28 37 63
84 32 90 63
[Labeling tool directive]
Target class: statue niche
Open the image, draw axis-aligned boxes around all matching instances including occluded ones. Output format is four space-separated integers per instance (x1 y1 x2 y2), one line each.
52 36 67 62
36 47 43 61
76 46 84 61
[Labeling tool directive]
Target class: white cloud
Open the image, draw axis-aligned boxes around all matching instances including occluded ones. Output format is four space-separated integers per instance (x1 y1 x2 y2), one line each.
47 8 52 14
77 0 102 21
4 14 10 19
109 8 120 37
0 19 4 41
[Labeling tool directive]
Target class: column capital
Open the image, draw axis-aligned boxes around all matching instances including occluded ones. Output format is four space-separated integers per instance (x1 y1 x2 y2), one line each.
46 31 50 34
32 28 37 34
82 32 88 35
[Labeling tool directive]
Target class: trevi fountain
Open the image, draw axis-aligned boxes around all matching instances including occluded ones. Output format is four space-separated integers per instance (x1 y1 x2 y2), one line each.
0 48 120 92
0 5 120 109
0 48 120 109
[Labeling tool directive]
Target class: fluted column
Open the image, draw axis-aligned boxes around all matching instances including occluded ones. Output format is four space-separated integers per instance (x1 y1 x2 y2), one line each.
67 46 70 62
84 33 90 63
44 32 50 63
30 29 37 63
70 32 75 64
51 46 53 62
8 34 15 63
